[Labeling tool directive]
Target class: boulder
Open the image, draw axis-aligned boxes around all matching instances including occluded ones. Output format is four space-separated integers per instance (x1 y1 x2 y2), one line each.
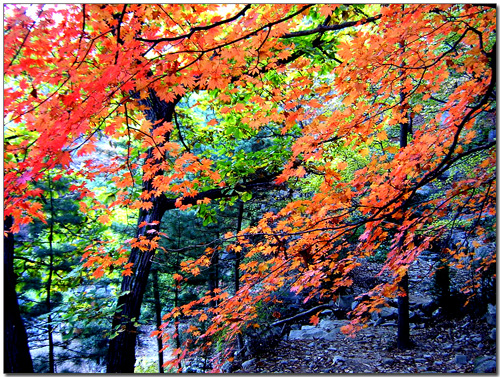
289 328 325 340
318 319 347 332
485 304 496 326
454 354 467 365
336 295 355 311
371 306 398 323
221 361 233 373
288 320 347 341
241 358 256 372
489 328 496 341
473 356 496 373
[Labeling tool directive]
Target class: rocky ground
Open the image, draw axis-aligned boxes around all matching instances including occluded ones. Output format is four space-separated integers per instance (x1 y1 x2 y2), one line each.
235 315 496 373
230 252 496 374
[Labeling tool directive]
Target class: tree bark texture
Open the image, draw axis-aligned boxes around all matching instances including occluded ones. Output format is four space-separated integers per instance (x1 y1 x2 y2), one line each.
397 273 411 349
107 192 168 372
397 31 411 349
4 216 34 373
107 92 176 373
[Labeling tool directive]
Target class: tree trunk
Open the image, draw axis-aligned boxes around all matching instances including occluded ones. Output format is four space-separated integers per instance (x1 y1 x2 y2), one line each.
397 31 411 349
107 198 167 373
435 261 450 315
152 269 164 373
235 201 244 353
208 236 219 309
47 183 55 373
4 215 34 373
234 200 244 293
397 273 411 349
107 92 177 373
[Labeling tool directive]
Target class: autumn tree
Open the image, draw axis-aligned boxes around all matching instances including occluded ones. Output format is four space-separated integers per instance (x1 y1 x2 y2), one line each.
156 4 496 368
4 4 495 373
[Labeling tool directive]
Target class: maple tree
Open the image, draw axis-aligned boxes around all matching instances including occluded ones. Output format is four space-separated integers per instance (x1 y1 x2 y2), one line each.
4 4 495 373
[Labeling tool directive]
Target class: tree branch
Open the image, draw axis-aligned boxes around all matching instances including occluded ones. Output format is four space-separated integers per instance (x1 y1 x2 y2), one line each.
281 14 381 39
135 5 252 44
162 179 284 211
271 304 333 327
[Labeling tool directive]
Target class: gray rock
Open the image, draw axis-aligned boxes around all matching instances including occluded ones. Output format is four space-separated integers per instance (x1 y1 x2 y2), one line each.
351 300 359 311
323 331 341 342
489 328 496 341
421 300 438 315
473 356 496 373
242 358 256 371
319 319 346 332
415 358 427 363
442 343 453 350
289 327 328 341
381 306 398 318
288 329 305 340
409 310 423 323
382 358 395 365
337 295 355 311
455 354 467 365
432 308 442 318
319 309 333 318
485 304 496 326
416 184 433 197
474 242 495 259
222 361 233 373
372 306 398 322
332 356 346 364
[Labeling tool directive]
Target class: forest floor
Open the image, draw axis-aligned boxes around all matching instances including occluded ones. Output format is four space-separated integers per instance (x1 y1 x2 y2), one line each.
230 256 496 374
237 315 495 373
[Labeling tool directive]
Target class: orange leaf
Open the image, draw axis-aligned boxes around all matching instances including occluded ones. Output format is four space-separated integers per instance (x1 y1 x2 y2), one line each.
378 131 388 141
97 214 110 225
337 161 348 171
310 314 320 326
359 148 369 157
